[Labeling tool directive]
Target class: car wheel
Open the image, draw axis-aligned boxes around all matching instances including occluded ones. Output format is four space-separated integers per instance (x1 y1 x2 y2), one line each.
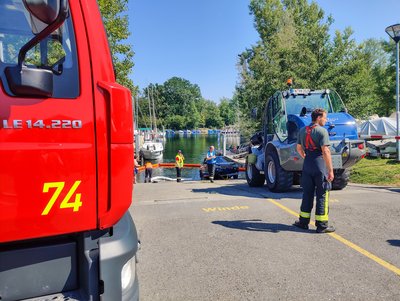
265 151 293 192
245 156 265 187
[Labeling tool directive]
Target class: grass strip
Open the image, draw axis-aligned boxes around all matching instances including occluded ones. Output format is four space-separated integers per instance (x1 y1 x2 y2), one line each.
350 157 400 187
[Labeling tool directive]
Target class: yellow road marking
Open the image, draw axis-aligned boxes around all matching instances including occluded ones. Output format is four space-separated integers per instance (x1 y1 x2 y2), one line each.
202 205 249 213
266 198 400 276
268 199 298 216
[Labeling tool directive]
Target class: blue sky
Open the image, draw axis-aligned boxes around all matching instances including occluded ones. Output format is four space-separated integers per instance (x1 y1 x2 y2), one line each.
128 1 400 102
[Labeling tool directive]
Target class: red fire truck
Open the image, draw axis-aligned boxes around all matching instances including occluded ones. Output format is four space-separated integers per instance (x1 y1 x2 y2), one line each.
0 1 139 300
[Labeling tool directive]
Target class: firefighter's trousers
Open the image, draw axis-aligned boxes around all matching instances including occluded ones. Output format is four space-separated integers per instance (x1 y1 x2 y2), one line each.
299 157 330 228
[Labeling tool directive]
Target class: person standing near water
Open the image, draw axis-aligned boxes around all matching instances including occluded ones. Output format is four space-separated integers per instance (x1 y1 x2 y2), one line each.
144 161 153 183
134 154 140 184
206 145 216 183
175 149 185 182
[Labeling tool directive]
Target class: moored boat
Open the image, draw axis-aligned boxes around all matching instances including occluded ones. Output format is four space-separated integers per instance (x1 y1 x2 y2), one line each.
140 141 164 160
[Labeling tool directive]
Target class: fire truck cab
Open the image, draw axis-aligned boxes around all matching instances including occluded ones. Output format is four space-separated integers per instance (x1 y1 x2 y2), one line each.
0 1 139 300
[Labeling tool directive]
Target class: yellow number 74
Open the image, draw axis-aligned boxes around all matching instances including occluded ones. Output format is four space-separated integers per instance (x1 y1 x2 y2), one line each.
41 181 82 215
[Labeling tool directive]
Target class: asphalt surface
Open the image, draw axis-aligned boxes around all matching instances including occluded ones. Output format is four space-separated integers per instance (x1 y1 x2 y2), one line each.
130 180 400 301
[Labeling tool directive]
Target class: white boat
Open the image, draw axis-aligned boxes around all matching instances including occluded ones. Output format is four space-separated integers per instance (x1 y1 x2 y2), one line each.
140 141 164 160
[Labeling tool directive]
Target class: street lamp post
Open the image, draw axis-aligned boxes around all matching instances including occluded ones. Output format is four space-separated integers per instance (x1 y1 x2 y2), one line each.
385 24 400 161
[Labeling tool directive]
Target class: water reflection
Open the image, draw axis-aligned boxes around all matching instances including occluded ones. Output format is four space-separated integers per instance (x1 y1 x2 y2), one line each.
137 134 240 182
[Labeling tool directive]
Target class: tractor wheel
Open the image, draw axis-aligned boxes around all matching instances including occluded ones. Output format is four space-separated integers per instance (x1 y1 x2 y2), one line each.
332 169 350 190
265 151 293 192
245 157 265 187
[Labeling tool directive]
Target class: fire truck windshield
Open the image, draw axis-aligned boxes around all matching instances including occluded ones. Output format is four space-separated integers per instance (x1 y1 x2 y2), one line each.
0 0 79 98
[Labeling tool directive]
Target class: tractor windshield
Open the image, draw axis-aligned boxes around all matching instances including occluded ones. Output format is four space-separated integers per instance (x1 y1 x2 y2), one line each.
285 90 346 115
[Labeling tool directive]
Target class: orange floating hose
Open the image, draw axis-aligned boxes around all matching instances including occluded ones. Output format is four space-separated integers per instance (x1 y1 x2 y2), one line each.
159 163 175 167
137 163 243 172
137 163 201 172
183 163 201 168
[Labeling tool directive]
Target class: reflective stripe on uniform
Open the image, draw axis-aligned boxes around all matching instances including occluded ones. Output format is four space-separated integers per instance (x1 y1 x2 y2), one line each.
315 190 329 221
300 211 311 218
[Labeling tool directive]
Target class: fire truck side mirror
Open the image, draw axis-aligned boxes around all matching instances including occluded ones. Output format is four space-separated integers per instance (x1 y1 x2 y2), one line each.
5 67 53 97
5 0 68 97
24 0 63 24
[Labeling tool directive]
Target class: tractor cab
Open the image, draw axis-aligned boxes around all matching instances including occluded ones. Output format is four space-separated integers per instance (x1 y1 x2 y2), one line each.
263 88 358 145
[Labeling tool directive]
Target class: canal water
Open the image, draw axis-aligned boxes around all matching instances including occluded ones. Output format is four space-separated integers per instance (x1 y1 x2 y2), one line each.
136 134 241 182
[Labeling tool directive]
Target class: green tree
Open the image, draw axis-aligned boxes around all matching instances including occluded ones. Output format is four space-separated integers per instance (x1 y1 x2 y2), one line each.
139 77 228 129
195 98 207 128
363 39 397 116
98 0 136 94
218 98 237 126
236 0 380 121
166 115 186 130
185 101 201 129
154 77 203 128
320 29 377 117
202 100 224 128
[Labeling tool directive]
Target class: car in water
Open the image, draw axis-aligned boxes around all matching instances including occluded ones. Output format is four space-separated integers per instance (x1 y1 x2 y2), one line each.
199 155 239 180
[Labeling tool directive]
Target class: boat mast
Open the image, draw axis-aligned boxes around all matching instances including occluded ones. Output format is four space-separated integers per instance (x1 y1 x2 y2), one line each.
147 87 153 132
152 85 158 134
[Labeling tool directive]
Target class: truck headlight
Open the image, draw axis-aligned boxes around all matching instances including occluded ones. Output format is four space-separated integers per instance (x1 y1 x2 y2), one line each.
121 256 136 292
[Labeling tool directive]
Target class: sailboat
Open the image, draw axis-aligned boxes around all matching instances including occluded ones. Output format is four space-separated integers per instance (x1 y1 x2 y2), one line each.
139 86 164 160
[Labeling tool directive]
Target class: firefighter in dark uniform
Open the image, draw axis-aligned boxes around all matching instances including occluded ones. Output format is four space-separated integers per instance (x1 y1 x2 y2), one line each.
294 108 335 233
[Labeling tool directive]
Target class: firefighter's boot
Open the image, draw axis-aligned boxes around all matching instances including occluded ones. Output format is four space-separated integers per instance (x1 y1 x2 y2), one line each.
316 225 335 233
293 218 309 230
316 221 335 233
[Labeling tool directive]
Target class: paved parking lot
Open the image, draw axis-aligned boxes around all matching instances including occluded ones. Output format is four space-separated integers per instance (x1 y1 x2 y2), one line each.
130 180 400 301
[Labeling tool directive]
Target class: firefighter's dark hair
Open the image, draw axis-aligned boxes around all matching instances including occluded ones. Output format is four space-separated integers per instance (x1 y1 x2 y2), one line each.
311 108 326 122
